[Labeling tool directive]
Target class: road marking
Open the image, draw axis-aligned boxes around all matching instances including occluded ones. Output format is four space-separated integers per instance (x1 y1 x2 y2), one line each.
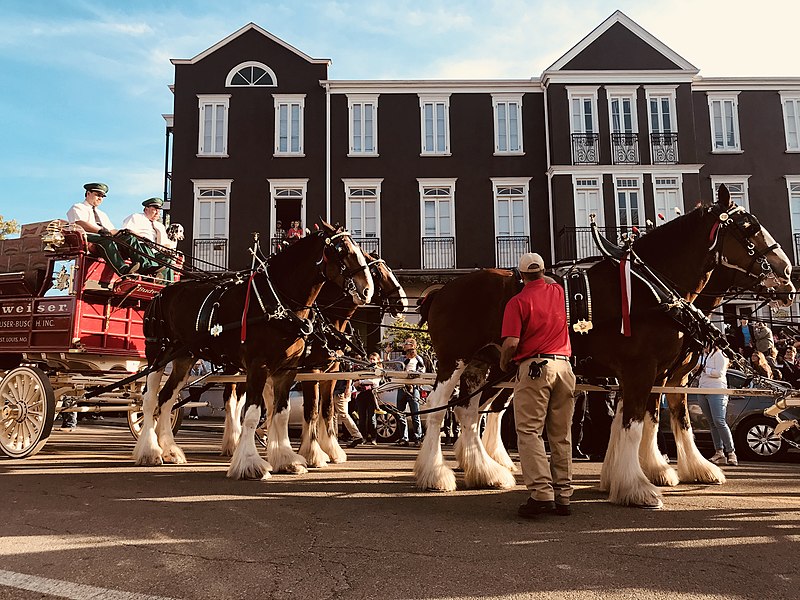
0 569 180 600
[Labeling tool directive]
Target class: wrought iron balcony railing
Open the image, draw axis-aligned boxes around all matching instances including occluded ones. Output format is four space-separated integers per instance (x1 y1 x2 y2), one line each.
556 226 647 262
650 132 679 164
611 132 639 165
571 133 599 165
794 233 800 266
192 238 228 271
354 236 380 256
422 237 455 269
496 236 530 268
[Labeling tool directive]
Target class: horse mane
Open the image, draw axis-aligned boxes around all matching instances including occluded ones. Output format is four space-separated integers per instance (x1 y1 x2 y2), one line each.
418 291 437 325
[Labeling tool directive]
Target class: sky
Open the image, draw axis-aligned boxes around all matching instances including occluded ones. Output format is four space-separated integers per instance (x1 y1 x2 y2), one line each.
1 0 799 231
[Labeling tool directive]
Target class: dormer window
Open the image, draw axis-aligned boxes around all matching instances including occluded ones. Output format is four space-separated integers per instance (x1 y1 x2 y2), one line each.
225 61 277 87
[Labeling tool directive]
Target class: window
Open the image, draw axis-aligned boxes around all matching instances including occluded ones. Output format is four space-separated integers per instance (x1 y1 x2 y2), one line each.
197 95 230 157
493 178 530 267
567 87 599 164
607 87 638 165
573 177 603 228
653 176 683 223
274 95 305 155
646 88 679 163
614 177 642 232
707 93 741 152
492 95 523 154
786 178 800 262
419 179 456 269
347 95 378 156
192 179 231 268
711 177 750 211
226 61 276 87
344 180 382 253
419 95 450 155
781 93 800 152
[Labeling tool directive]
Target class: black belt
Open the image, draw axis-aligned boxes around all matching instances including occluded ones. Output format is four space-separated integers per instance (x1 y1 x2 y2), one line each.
525 354 569 362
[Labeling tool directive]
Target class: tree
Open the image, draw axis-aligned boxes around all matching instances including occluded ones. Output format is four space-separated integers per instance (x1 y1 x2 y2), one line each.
381 314 434 366
0 215 20 240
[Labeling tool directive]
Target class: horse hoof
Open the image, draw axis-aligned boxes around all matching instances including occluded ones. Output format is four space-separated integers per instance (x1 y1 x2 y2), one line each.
134 455 163 467
276 463 308 475
632 499 664 510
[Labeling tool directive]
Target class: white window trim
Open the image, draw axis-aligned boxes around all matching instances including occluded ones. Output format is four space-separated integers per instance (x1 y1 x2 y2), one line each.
268 178 309 231
605 86 639 133
644 86 678 132
191 178 232 268
343 178 383 238
273 94 306 157
780 92 800 153
571 173 605 228
491 94 524 156
612 174 644 229
651 173 684 223
707 92 742 153
225 61 277 87
491 177 531 238
566 86 600 134
784 175 800 263
710 175 751 212
197 94 231 158
418 178 457 266
418 94 452 156
347 94 379 157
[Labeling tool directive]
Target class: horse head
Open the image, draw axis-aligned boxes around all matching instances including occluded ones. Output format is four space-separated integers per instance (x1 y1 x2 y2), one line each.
167 223 185 242
713 184 795 307
318 220 374 306
366 252 408 316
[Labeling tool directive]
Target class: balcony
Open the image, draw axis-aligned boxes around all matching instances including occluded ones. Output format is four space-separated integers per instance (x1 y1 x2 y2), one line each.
794 233 800 265
422 237 455 269
192 238 228 271
611 133 639 165
571 133 599 165
650 132 679 164
496 236 530 268
354 237 380 256
556 226 646 262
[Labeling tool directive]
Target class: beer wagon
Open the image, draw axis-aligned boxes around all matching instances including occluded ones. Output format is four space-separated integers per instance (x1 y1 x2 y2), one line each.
0 221 183 458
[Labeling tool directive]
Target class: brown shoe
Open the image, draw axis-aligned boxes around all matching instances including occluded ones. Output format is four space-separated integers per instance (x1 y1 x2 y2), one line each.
554 503 571 516
518 498 555 519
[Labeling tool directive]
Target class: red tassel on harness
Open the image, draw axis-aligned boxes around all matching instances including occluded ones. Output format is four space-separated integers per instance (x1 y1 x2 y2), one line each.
708 221 720 250
241 272 257 343
620 252 632 337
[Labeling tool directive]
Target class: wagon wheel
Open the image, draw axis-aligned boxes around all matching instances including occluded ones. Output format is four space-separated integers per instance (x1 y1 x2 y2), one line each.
0 366 56 458
127 404 184 439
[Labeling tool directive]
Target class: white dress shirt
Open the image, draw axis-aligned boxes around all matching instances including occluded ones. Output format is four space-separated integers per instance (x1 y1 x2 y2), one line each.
67 200 115 230
697 349 729 389
121 212 175 248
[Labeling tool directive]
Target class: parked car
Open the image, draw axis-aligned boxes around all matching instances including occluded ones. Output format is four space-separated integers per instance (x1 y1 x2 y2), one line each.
659 369 800 461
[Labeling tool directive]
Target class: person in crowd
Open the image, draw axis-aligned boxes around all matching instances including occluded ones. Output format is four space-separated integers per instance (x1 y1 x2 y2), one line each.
695 344 737 466
579 387 616 462
286 220 304 243
778 345 800 387
570 390 589 460
730 317 755 358
395 338 425 447
750 350 773 378
273 220 286 252
121 197 177 277
500 252 576 518
185 359 212 419
333 361 363 446
442 406 459 446
765 346 783 380
353 352 382 446
754 321 775 355
67 182 157 276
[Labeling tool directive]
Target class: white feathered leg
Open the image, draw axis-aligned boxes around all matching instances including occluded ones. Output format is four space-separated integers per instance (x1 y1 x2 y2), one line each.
639 411 678 486
414 364 465 491
605 420 663 508
482 405 516 473
156 375 189 464
318 413 347 464
455 398 516 490
674 416 726 484
227 405 272 480
133 369 165 466
267 402 308 474
599 403 622 492
299 419 330 468
221 389 243 456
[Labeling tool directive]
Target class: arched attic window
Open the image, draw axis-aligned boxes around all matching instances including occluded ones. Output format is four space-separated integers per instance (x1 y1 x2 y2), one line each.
225 61 277 87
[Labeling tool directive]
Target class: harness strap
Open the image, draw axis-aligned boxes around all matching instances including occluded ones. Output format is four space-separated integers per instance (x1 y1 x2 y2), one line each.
241 271 258 343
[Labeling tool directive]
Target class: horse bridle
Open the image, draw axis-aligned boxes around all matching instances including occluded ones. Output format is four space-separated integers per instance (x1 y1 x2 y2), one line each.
320 230 370 300
713 204 782 288
367 257 403 315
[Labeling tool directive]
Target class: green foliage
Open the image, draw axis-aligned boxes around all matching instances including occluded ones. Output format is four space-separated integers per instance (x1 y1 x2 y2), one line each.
381 314 433 360
0 215 20 240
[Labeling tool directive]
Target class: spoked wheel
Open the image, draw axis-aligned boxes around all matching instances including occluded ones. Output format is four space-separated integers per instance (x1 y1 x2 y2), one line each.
127 404 184 439
0 366 56 458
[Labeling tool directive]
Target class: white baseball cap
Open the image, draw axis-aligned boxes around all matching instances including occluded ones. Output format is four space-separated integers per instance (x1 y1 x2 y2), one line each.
518 252 544 273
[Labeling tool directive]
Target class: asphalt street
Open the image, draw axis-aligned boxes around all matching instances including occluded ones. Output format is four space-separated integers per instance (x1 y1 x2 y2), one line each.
0 421 798 600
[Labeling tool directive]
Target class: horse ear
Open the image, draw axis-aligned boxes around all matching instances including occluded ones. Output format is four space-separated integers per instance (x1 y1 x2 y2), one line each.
716 184 733 209
318 218 336 234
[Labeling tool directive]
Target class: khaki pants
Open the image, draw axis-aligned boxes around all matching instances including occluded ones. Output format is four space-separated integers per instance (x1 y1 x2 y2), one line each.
513 357 576 503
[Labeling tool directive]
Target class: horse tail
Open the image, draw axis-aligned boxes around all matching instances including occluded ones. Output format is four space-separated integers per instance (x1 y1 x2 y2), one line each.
417 290 438 325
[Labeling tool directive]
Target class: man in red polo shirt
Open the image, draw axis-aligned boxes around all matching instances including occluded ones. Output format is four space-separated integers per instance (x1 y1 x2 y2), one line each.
500 252 576 518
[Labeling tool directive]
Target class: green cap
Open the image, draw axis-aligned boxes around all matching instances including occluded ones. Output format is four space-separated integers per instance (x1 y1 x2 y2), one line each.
84 182 109 194
142 197 164 208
